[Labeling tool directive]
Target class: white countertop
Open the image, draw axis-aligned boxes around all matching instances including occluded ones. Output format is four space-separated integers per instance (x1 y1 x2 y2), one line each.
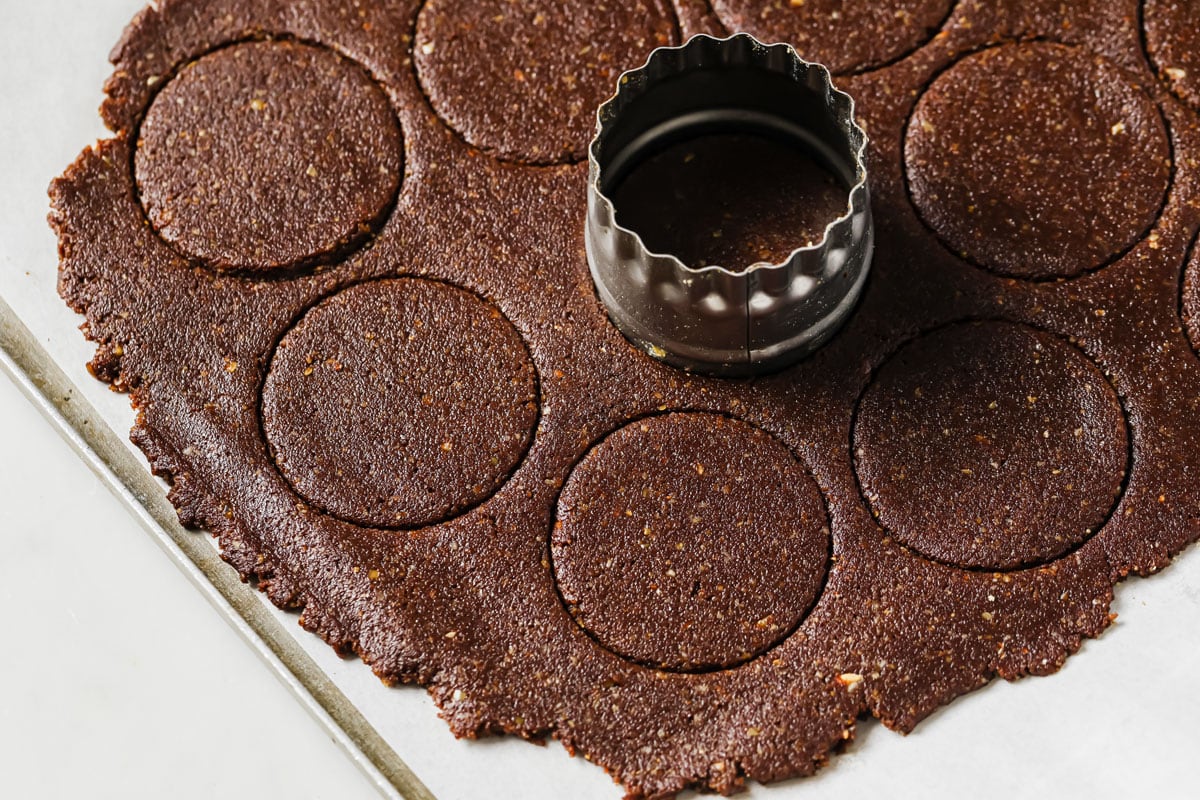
0 373 378 799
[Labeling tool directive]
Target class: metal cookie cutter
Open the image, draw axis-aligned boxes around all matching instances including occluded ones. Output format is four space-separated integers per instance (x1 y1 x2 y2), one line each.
586 33 873 376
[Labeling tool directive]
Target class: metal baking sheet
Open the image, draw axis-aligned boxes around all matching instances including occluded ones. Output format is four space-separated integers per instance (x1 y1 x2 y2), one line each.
2 2 1198 798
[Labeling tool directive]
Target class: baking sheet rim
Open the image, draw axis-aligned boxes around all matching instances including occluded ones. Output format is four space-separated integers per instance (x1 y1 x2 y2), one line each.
0 295 435 800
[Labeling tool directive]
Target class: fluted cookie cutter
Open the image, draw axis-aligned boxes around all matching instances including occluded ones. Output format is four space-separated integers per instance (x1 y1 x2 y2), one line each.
586 33 873 376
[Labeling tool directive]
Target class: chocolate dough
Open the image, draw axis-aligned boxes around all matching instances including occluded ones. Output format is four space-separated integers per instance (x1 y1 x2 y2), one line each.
50 0 1200 797
1144 0 1200 112
261 278 539 529
904 41 1170 280
610 132 847 271
414 0 678 164
553 412 829 671
853 320 1128 570
709 0 953 74
135 39 402 273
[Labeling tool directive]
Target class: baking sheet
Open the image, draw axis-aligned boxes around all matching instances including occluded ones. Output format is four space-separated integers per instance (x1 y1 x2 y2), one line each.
1 2 1198 798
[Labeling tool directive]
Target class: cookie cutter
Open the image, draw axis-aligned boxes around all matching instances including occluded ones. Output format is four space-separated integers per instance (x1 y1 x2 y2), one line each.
586 33 873 376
